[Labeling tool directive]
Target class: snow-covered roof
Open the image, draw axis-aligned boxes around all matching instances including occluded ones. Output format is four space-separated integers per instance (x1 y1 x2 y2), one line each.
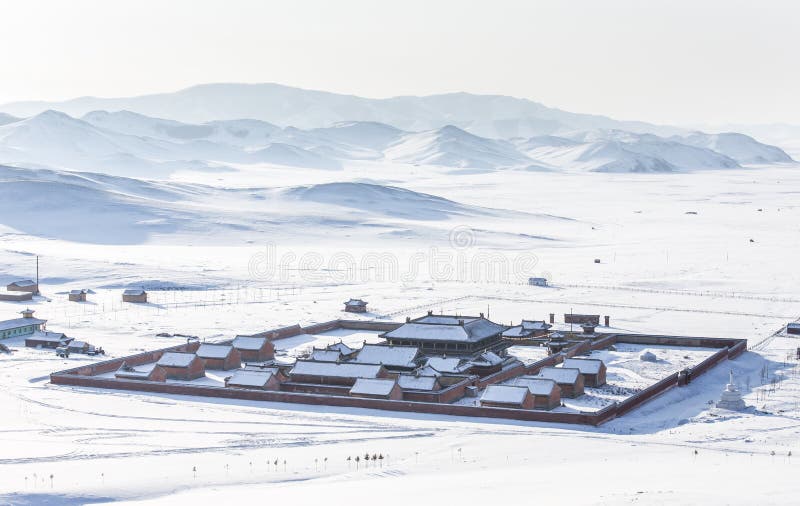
226 369 274 388
473 351 503 366
26 331 68 342
196 344 234 359
425 356 469 374
480 385 529 406
349 378 397 397
385 316 507 343
511 377 558 396
397 374 439 391
345 298 367 306
327 342 355 355
562 358 605 374
309 349 342 362
69 289 88 295
116 362 157 379
354 344 419 368
68 341 89 349
521 320 550 331
0 317 46 331
157 352 197 368
243 365 281 375
232 336 268 351
290 360 383 379
537 367 581 384
123 289 146 295
504 320 551 337
8 280 36 287
415 365 443 377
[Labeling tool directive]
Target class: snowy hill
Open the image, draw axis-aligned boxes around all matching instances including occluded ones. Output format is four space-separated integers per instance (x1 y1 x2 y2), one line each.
0 82 686 138
0 112 19 126
283 182 485 220
675 132 795 164
384 125 532 169
82 110 281 148
517 130 743 173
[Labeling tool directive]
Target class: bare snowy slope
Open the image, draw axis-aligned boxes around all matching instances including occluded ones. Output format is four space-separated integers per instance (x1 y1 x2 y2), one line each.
675 132 795 164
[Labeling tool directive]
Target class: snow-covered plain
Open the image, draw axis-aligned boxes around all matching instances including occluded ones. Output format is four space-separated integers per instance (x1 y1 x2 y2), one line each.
1 87 800 504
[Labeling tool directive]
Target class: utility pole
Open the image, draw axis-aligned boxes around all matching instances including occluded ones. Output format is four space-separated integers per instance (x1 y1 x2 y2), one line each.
36 256 40 295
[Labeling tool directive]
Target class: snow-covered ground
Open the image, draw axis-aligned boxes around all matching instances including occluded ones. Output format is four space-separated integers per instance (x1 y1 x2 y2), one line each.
1 127 800 503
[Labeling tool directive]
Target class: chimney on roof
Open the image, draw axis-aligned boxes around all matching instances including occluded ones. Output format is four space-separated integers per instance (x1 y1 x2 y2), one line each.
479 312 484 318
549 313 555 324
604 315 610 327
458 319 464 326
427 310 433 316
406 316 411 322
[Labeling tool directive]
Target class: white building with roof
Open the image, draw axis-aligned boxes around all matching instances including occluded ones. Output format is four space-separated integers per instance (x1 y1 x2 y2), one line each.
0 309 47 340
480 385 534 409
349 378 401 399
535 367 585 397
354 344 421 370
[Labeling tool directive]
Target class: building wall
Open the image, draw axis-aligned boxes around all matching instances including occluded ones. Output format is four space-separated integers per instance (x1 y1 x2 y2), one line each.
202 351 242 371
162 358 205 380
68 293 87 302
237 341 275 362
0 292 33 301
532 388 561 410
7 283 38 293
1 324 40 339
122 293 147 303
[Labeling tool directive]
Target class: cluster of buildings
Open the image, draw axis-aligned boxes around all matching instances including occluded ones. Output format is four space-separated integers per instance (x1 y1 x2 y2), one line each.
105 310 611 411
0 309 101 355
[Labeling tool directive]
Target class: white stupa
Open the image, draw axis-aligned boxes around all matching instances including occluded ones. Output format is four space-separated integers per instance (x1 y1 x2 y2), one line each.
716 370 746 411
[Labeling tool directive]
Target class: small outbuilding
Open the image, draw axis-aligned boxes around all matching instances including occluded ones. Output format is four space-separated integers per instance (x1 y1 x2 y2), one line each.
787 323 800 336
25 331 72 349
196 344 242 370
480 385 535 410
225 369 281 390
535 367 585 398
115 362 167 382
7 280 38 294
562 358 607 387
156 352 205 380
68 289 88 302
344 299 368 313
122 289 148 303
397 373 442 391
349 378 402 400
510 377 562 410
528 277 548 287
232 335 275 362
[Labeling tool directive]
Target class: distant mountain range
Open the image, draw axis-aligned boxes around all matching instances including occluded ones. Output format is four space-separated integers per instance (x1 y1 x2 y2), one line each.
0 84 794 176
0 82 687 138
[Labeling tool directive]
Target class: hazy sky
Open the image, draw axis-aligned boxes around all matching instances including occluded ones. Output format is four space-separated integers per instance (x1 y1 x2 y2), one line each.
1 0 798 126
